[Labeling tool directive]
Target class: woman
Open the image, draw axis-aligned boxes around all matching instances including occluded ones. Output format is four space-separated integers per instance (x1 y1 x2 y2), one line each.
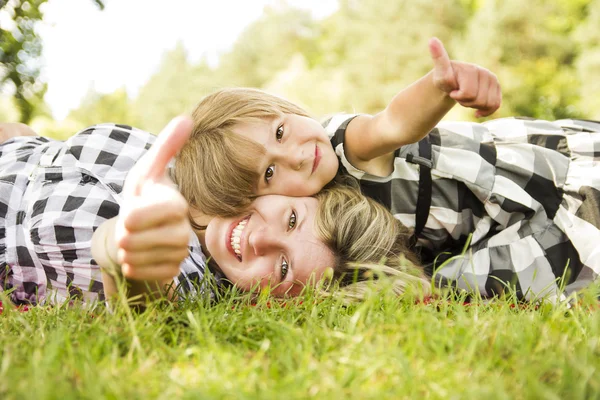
0 118 427 307
181 90 600 304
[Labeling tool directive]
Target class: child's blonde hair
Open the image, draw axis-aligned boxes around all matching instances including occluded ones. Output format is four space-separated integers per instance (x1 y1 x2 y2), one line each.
313 184 430 301
174 88 311 218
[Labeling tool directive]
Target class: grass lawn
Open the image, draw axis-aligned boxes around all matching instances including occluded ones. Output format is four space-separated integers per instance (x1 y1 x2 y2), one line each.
1 286 599 400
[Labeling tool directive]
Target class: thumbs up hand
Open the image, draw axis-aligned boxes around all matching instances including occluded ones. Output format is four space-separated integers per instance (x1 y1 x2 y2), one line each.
113 116 193 283
429 37 502 118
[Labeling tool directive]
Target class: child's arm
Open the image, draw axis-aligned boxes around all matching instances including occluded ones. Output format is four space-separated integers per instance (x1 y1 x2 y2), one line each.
345 38 501 168
91 117 193 307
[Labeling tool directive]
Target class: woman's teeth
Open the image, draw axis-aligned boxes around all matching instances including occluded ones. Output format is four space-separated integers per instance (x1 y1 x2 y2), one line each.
230 219 248 258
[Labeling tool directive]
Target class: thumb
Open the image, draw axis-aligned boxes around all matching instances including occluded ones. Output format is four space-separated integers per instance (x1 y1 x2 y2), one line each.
429 37 457 91
137 116 193 184
429 37 452 73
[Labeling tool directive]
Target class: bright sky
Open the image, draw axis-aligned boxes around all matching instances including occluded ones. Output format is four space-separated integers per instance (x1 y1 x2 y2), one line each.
33 0 338 120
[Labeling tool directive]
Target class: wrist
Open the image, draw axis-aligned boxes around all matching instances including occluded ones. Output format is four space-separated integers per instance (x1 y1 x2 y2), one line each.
427 69 457 101
92 217 122 277
103 229 122 278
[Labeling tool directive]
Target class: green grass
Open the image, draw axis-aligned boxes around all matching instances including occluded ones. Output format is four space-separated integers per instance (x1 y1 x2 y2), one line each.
1 286 599 400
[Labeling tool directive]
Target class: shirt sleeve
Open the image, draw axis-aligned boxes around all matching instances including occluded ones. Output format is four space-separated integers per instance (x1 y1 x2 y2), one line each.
173 234 216 300
321 113 361 144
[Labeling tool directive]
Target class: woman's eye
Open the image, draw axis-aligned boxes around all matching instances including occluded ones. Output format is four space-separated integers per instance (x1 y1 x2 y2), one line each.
281 259 289 279
288 210 297 230
265 165 275 182
275 125 284 142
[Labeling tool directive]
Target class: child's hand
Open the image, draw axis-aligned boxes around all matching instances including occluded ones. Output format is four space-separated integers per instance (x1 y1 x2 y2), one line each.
429 37 502 118
113 117 193 283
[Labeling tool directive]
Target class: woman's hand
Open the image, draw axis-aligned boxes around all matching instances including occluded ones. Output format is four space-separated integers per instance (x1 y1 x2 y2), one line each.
113 116 193 284
429 37 502 118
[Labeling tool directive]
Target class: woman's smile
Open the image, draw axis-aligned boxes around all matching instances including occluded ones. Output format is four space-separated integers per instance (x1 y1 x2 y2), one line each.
227 215 250 262
205 195 335 296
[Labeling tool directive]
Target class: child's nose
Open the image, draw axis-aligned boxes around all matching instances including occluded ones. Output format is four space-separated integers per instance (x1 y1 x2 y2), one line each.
286 148 305 171
272 145 305 171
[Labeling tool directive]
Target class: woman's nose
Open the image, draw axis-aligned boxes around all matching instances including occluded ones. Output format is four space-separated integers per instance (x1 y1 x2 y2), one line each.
249 227 281 256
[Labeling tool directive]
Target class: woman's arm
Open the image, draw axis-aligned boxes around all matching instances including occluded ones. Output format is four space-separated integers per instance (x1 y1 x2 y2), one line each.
92 117 194 307
0 123 38 143
92 217 177 305
344 38 501 172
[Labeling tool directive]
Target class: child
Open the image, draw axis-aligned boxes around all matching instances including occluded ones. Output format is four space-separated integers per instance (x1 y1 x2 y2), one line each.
0 119 429 307
178 37 600 301
176 37 501 217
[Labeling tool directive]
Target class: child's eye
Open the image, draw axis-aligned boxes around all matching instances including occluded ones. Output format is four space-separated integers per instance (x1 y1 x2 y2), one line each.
265 165 275 182
281 259 289 279
288 210 297 230
275 125 284 142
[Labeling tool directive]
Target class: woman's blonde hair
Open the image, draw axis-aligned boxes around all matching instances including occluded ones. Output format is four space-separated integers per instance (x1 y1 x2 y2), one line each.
174 88 311 218
313 184 430 301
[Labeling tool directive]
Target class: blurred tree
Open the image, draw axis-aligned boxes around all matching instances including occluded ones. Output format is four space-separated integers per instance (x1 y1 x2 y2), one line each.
0 0 104 123
67 87 137 129
217 4 320 88
454 0 592 120
0 95 19 121
278 0 471 116
28 0 597 134
574 0 600 119
133 42 219 134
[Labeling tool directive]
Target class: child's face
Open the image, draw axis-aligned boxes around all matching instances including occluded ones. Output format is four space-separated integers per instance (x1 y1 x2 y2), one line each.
233 114 339 196
205 195 335 296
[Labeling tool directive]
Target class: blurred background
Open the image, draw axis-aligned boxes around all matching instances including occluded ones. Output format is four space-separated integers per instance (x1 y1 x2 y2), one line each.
1 0 599 139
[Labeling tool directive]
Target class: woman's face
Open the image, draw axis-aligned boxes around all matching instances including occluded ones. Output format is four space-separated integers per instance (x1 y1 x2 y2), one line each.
205 195 335 296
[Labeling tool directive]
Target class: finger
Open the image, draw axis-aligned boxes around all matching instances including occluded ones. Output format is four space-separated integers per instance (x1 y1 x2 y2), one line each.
137 116 193 184
450 65 480 103
122 187 189 232
489 76 502 113
118 220 192 251
429 37 457 92
121 262 181 282
119 246 190 267
476 76 501 118
429 37 452 74
496 81 503 112
472 70 490 111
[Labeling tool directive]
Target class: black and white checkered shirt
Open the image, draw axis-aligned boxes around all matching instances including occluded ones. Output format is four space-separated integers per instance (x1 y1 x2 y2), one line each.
0 124 210 305
325 115 600 302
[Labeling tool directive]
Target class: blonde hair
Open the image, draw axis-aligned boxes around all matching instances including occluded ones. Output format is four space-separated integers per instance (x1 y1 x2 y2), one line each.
174 88 311 218
313 184 431 301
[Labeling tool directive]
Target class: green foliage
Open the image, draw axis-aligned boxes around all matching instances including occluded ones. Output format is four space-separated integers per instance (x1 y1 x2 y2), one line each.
66 87 136 129
0 0 103 124
133 43 219 135
217 6 320 88
574 0 600 119
0 95 19 121
0 0 48 124
452 0 593 120
7 0 600 135
123 0 598 129
322 0 470 112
